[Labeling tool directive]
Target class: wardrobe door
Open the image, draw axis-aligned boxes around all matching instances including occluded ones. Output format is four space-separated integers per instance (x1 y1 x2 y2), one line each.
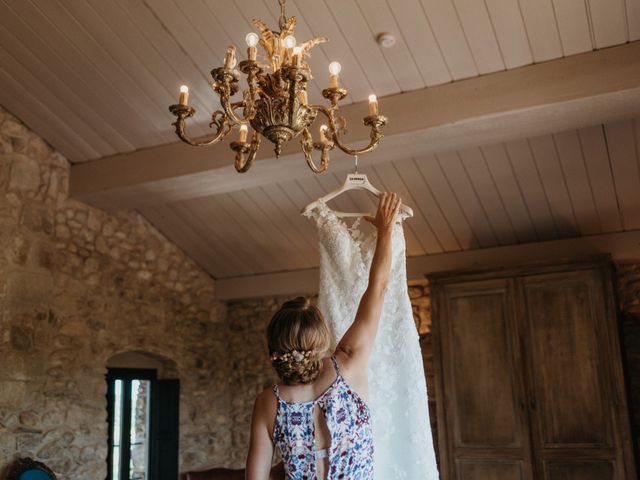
433 279 534 480
518 268 636 480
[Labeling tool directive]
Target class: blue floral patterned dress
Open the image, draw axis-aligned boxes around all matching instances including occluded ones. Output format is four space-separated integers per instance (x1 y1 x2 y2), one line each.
272 356 374 479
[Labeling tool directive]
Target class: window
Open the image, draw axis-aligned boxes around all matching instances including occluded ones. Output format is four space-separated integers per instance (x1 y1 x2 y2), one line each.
106 368 179 480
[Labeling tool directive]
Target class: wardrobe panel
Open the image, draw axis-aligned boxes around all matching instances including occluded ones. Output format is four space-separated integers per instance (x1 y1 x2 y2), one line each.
521 273 610 447
448 290 520 447
458 460 524 480
544 460 615 480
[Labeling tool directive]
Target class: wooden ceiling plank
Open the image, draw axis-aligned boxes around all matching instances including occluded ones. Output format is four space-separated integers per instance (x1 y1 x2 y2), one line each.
627 0 640 40
481 143 538 243
435 151 499 248
0 43 103 160
177 197 262 275
588 0 629 47
516 0 564 62
262 182 319 249
367 165 427 256
242 186 317 266
419 0 478 80
87 0 210 138
604 120 640 230
452 0 505 74
225 190 310 271
29 0 171 137
355 0 426 92
212 192 297 272
527 135 580 238
115 0 215 133
504 138 559 241
0 7 135 155
385 0 451 87
553 130 602 235
551 0 593 55
394 157 461 252
187 194 276 274
141 204 238 278
578 125 624 233
62 0 206 141
374 162 444 254
483 0 533 68
415 154 480 250
292 0 371 102
457 147 518 246
0 68 86 161
323 0 400 96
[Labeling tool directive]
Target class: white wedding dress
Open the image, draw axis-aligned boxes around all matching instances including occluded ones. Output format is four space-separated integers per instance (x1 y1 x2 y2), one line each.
305 200 439 480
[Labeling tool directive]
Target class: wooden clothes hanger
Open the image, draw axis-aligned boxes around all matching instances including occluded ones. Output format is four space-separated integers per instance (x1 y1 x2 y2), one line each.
302 156 414 218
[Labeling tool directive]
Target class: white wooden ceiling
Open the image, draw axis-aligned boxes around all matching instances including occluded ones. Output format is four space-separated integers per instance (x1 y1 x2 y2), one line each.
0 0 638 163
141 118 640 279
1 0 639 286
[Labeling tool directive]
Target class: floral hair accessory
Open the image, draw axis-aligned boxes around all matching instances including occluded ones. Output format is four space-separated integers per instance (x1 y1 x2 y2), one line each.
270 349 315 363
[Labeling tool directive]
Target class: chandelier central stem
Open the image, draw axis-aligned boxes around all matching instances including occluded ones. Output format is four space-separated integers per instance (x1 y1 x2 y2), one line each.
278 0 287 31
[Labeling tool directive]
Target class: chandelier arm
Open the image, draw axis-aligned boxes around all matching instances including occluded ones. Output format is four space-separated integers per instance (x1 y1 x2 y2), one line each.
233 132 262 173
169 106 231 147
313 106 387 156
301 129 331 173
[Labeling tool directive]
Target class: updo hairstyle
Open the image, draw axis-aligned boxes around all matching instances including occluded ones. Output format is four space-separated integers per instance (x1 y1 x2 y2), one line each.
267 297 331 385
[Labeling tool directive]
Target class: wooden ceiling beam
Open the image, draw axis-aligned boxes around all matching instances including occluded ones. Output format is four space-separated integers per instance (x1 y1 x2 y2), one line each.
215 229 640 300
70 42 640 211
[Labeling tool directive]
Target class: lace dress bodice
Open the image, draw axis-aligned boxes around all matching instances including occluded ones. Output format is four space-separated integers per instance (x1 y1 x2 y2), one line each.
305 200 439 480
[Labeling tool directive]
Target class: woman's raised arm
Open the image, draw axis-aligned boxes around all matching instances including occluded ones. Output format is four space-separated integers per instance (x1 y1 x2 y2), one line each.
335 192 400 372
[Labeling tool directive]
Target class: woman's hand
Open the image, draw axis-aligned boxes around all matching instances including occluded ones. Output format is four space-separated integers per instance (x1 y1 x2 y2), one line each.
365 192 402 233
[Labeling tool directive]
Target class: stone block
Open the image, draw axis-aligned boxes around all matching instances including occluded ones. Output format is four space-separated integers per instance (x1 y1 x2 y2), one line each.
4 272 53 305
8 154 40 193
0 380 27 408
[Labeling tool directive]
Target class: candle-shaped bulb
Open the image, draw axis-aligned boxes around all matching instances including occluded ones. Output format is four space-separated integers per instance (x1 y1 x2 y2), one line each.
329 61 341 88
238 124 248 143
245 32 259 47
224 45 236 69
368 94 379 116
179 85 189 105
293 46 302 67
283 35 296 49
319 124 329 144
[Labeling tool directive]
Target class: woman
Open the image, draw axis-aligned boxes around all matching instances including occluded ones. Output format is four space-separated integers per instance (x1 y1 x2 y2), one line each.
246 192 401 480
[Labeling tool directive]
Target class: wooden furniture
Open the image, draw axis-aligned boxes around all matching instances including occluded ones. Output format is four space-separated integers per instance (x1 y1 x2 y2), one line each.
180 462 285 480
430 261 637 480
4 457 56 480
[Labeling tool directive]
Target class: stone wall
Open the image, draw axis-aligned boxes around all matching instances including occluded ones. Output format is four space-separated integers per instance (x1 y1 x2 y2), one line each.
0 107 230 478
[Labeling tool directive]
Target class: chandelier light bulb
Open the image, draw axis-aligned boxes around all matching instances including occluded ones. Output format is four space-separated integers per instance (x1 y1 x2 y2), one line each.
245 32 259 48
328 61 342 76
368 94 379 116
178 85 189 105
238 124 248 143
283 35 296 49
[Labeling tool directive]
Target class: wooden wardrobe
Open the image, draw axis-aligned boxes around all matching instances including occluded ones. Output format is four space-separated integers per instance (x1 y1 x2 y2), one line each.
430 261 637 480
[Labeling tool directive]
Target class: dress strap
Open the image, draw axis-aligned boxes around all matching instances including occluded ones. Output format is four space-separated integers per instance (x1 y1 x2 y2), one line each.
331 356 341 376
272 384 281 401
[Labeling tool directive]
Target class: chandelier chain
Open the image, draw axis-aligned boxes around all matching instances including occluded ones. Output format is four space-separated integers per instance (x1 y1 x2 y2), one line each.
278 0 287 31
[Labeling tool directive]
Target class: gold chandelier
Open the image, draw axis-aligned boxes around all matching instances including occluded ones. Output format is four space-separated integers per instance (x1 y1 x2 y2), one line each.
168 0 387 174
